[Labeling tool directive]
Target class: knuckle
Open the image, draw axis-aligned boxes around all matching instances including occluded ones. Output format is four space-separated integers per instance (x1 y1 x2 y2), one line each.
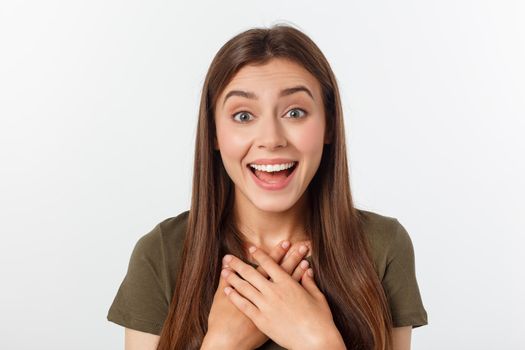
257 256 269 267
241 264 257 279
292 248 304 259
239 278 252 291
240 301 250 312
225 272 234 284
269 250 282 262
291 270 301 281
236 267 247 278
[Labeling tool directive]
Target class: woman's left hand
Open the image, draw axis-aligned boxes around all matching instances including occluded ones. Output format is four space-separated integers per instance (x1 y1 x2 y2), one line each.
221 246 345 350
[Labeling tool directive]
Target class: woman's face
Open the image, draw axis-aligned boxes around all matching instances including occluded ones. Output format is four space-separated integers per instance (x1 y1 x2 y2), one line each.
214 58 328 213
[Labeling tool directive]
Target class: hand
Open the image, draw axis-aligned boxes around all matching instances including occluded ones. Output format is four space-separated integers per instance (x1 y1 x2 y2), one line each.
221 246 340 350
204 240 312 350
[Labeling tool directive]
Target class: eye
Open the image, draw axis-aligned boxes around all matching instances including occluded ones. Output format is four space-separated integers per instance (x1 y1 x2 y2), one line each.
285 108 307 119
232 111 254 123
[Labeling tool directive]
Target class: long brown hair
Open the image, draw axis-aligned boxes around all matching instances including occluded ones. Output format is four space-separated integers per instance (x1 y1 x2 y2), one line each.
157 24 393 350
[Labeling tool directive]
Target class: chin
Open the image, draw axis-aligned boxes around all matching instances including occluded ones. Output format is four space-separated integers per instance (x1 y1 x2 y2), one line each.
249 195 300 213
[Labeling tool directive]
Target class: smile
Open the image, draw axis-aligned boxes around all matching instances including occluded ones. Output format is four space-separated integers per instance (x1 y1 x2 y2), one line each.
247 161 298 191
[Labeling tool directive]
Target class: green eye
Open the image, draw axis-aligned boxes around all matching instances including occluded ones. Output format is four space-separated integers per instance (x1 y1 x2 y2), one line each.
232 111 254 123
286 108 307 119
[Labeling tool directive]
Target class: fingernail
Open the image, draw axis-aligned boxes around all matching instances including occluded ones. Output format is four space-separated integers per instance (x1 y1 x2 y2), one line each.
308 268 314 277
223 255 232 263
221 269 230 277
281 241 290 249
249 246 257 253
300 260 309 269
299 245 308 254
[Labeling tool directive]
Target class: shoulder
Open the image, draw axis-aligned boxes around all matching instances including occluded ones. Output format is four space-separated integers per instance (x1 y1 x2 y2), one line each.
134 210 190 255
106 210 191 333
357 208 404 247
356 208 414 279
127 210 190 295
356 210 428 328
156 210 190 245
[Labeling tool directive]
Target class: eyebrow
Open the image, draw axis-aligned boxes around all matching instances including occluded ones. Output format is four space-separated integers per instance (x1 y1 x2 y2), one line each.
221 85 314 107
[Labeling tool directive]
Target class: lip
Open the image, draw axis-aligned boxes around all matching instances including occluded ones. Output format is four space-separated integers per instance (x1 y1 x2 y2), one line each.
247 161 298 191
248 158 297 165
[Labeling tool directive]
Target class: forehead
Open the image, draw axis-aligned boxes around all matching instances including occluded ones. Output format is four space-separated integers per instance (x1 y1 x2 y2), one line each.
218 58 322 103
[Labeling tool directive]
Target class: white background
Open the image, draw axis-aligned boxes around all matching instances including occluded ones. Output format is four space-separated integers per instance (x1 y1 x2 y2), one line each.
1 1 523 349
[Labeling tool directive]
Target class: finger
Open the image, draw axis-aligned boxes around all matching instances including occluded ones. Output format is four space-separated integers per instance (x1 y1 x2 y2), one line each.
280 243 309 276
248 246 288 283
221 268 264 307
223 254 271 293
218 266 234 286
300 268 323 300
255 240 290 279
291 258 310 281
223 286 261 322
283 240 311 261
213 267 233 300
269 240 291 263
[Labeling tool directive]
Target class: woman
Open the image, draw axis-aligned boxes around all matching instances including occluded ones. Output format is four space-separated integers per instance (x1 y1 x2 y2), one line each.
107 24 428 350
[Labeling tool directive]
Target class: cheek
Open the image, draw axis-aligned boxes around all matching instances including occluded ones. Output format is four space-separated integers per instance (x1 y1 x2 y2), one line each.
292 120 325 157
215 123 251 172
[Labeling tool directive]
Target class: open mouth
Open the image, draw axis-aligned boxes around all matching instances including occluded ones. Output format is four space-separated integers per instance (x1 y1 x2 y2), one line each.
247 162 298 182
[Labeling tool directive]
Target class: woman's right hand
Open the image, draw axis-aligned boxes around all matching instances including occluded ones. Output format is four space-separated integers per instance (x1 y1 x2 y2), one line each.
202 240 312 350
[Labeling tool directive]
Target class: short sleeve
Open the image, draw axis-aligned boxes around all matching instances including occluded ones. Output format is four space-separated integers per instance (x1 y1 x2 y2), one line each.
382 220 428 328
107 224 169 335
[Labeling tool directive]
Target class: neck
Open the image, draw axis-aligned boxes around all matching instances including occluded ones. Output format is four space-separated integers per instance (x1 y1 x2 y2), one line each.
232 189 310 253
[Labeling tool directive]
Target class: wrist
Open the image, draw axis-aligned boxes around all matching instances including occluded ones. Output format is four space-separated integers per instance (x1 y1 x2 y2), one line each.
299 325 346 350
201 334 228 350
201 333 252 350
323 326 346 350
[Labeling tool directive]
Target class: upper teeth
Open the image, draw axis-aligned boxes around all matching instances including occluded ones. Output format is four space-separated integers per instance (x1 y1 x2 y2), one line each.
250 162 296 172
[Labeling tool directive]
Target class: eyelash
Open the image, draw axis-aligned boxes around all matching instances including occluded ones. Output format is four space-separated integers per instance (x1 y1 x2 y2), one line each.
231 108 308 123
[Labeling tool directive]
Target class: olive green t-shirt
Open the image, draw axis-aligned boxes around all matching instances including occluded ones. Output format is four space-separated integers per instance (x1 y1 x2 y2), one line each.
107 209 428 348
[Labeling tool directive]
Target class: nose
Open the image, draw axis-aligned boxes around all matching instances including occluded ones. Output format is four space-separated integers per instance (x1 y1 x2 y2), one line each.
255 115 287 150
